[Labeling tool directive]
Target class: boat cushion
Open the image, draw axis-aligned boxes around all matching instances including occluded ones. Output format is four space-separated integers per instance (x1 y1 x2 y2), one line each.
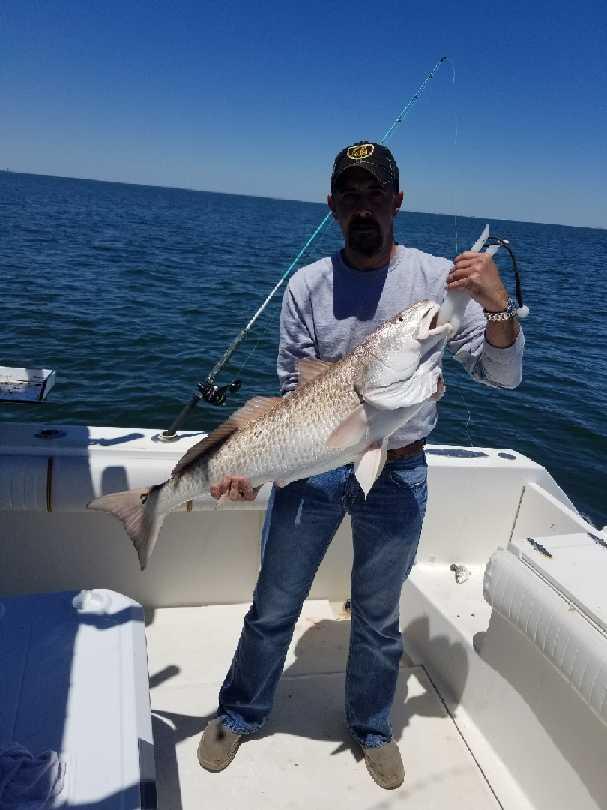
484 536 607 726
0 589 156 808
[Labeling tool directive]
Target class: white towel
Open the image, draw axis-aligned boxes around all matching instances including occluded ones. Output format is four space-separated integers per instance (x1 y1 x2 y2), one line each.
0 744 66 809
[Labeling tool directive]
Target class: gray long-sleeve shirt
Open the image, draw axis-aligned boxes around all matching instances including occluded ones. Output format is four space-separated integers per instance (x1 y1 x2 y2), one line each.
277 245 524 449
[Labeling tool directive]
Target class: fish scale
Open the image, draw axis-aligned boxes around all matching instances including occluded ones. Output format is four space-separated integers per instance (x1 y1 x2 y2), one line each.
211 365 360 484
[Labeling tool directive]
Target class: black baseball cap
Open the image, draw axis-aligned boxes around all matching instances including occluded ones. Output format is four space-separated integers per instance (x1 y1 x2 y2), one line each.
331 141 399 192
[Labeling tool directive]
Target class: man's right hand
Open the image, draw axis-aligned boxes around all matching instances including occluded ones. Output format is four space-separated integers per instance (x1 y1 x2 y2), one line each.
210 475 260 501
431 375 445 401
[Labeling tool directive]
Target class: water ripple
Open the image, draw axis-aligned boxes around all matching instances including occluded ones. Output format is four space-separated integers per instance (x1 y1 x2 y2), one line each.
1 172 605 527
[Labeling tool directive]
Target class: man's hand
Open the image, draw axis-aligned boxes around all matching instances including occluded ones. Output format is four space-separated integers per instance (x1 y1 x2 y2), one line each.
431 375 445 401
448 251 519 348
447 251 509 313
210 475 260 501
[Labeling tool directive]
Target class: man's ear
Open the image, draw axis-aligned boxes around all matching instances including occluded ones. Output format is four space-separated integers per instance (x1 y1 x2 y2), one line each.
327 194 337 217
393 191 404 215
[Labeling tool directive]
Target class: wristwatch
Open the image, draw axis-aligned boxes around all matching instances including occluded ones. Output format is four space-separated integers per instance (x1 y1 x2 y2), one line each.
484 297 518 321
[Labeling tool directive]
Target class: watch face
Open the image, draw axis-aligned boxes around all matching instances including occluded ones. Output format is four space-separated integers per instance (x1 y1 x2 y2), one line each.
485 298 516 320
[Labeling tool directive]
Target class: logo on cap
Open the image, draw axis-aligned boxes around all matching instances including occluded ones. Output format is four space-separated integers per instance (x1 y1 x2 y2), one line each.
346 143 374 161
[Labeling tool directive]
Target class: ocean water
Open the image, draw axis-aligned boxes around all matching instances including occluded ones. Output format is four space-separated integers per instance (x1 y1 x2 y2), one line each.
1 172 605 527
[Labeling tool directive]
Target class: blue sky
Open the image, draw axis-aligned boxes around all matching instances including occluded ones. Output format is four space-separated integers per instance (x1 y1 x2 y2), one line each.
1 1 605 227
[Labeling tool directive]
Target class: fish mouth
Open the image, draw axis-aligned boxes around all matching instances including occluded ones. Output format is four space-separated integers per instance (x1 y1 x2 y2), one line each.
416 302 447 340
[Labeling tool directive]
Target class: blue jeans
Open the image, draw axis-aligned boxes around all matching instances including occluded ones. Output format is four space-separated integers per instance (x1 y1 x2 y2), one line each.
218 452 428 748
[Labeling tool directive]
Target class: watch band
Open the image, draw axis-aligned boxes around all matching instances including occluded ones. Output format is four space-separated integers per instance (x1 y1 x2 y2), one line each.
484 297 517 321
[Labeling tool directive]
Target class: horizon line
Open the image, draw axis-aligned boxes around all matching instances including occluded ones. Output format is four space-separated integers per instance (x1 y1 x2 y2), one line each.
2 168 604 232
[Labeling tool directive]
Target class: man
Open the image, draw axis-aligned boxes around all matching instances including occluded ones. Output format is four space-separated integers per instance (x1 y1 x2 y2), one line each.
197 142 524 789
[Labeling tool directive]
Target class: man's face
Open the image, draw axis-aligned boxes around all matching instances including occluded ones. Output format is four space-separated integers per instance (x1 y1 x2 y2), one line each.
328 167 403 258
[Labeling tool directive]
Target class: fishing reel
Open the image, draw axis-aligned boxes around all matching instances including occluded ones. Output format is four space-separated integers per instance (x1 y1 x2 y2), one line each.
198 378 241 407
158 377 241 441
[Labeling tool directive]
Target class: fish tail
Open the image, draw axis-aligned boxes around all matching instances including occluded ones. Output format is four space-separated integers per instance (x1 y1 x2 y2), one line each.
88 485 165 571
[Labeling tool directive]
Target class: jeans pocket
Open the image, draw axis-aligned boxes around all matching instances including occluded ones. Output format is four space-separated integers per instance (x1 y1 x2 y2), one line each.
388 463 428 521
388 455 428 491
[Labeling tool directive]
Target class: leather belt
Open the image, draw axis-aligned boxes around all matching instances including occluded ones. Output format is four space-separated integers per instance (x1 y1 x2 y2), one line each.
386 438 426 461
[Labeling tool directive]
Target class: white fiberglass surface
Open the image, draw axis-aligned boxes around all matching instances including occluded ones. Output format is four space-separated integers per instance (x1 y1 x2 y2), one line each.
145 600 501 809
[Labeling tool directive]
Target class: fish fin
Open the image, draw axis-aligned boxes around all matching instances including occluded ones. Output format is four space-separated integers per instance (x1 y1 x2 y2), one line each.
229 396 283 428
172 423 237 477
354 440 387 497
326 404 369 449
88 486 164 571
297 358 334 386
172 396 281 477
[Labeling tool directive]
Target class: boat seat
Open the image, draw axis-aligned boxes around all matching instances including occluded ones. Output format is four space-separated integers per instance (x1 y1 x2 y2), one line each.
483 533 607 725
0 589 155 808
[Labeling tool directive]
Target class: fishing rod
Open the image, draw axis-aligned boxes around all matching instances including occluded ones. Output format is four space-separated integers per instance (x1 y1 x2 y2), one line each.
160 57 450 441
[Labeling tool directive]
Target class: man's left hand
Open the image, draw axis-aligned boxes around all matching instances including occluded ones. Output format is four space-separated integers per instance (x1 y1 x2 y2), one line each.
447 251 509 313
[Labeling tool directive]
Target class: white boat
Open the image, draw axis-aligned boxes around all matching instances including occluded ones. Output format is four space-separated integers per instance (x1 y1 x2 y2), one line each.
1 420 606 809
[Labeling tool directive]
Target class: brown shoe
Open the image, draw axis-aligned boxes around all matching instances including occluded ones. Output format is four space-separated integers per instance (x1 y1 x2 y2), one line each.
362 740 405 789
197 718 242 772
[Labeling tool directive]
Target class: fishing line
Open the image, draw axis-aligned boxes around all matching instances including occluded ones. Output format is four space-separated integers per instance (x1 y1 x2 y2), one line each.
447 59 460 257
161 56 451 439
233 332 263 384
457 386 475 447
444 58 474 442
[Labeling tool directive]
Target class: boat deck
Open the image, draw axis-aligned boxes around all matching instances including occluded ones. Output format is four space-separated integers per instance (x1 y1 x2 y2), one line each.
4 426 603 808
145 600 503 809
